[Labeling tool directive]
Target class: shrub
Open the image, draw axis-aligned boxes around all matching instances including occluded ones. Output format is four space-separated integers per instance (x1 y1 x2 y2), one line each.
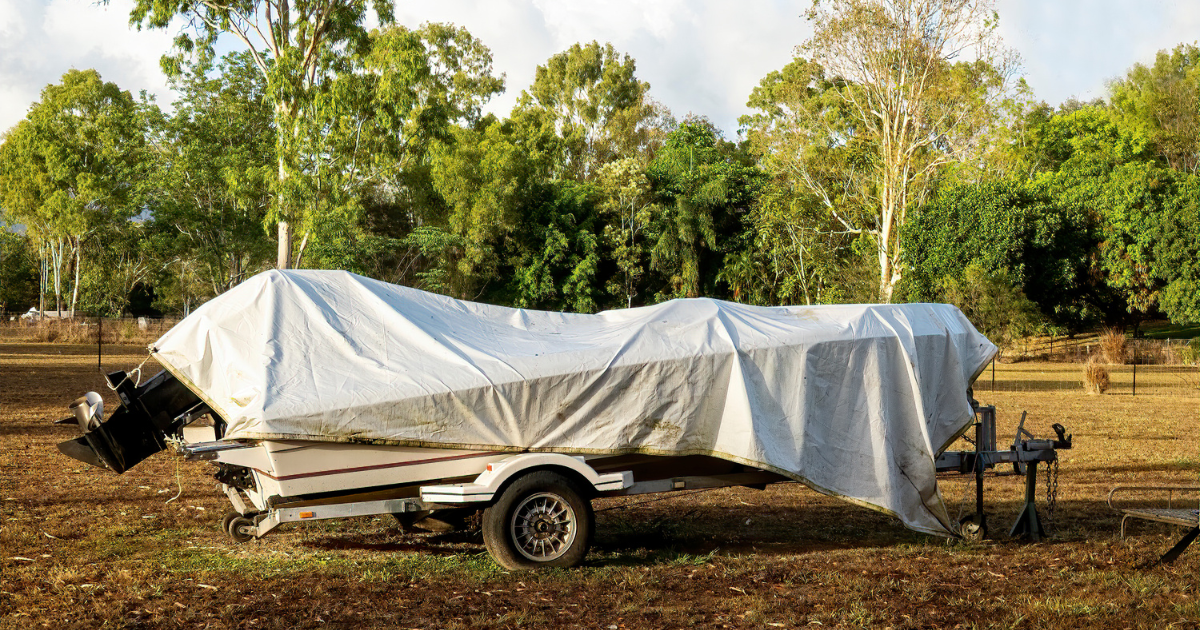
938 264 1042 355
1082 358 1110 394
1099 327 1127 364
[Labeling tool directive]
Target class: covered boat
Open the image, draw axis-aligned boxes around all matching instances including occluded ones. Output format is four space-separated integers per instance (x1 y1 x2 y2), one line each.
59 270 996 567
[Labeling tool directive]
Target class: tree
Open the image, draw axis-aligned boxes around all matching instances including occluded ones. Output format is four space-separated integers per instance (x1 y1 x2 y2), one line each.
800 0 1016 301
512 41 660 181
422 119 549 298
129 0 395 269
740 57 870 305
1154 175 1200 324
309 23 506 273
733 180 859 305
0 229 38 314
148 52 276 300
938 263 1041 353
645 120 761 300
596 157 654 307
506 181 603 313
1109 44 1200 174
0 69 150 314
902 178 1098 330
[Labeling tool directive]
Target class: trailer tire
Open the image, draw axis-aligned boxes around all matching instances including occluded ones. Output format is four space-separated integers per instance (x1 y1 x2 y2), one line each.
482 471 593 570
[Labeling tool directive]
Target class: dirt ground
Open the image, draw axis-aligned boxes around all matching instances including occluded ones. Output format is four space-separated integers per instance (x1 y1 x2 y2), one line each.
2 343 1198 629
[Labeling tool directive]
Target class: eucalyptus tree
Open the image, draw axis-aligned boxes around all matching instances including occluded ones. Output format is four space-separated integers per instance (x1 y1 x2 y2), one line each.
596 157 655 307
0 69 150 314
512 41 659 181
148 52 276 301
740 57 870 305
772 0 1017 302
1109 43 1200 174
303 22 505 270
128 0 395 269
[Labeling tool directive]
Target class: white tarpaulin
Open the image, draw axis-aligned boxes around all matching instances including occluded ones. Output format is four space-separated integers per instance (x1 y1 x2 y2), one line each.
153 270 996 536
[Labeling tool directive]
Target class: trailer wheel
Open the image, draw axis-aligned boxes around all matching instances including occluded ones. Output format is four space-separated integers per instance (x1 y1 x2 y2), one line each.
228 516 256 543
482 471 593 570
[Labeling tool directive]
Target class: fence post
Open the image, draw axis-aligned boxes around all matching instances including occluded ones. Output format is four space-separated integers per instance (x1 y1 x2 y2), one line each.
1132 344 1136 397
97 315 102 372
991 359 996 392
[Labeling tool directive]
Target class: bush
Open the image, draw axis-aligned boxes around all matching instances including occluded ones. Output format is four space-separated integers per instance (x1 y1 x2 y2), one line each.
1099 327 1127 364
1082 358 1110 394
938 264 1042 354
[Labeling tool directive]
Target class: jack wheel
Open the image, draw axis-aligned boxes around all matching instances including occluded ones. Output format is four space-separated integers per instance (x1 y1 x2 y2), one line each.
228 516 256 543
959 514 987 541
220 511 241 534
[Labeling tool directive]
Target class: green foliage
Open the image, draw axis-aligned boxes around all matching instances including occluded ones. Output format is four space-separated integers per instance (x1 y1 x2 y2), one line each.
507 181 602 313
732 182 859 305
427 119 547 295
903 178 1098 331
1155 177 1200 324
645 120 761 300
293 21 505 268
77 223 158 315
798 0 1016 301
512 41 659 180
1109 43 1200 173
596 157 654 308
937 264 1042 351
0 68 151 312
129 0 397 267
148 52 275 306
0 229 37 313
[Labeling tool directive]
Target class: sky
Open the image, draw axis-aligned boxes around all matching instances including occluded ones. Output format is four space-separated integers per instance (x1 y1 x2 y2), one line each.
2 0 1200 138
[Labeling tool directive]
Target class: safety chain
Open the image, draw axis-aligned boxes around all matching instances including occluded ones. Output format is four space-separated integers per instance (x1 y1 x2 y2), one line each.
1044 455 1059 532
955 464 974 522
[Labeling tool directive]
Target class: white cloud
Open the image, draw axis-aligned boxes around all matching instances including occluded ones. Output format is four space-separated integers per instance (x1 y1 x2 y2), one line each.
0 0 177 134
5 0 1200 138
997 0 1200 106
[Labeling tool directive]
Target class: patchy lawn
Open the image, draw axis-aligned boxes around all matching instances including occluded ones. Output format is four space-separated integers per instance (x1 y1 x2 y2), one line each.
2 344 1198 629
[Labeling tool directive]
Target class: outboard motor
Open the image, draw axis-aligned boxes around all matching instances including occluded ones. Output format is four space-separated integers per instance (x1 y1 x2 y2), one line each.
57 370 211 473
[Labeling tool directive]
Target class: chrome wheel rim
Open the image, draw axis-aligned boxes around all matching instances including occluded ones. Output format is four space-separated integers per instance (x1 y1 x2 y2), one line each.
510 492 576 562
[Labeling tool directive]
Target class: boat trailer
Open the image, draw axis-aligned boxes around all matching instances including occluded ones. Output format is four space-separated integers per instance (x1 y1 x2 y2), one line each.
59 370 1073 559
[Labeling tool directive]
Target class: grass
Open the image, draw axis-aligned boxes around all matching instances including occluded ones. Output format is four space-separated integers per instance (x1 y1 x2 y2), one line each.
2 343 1199 628
1139 321 1200 340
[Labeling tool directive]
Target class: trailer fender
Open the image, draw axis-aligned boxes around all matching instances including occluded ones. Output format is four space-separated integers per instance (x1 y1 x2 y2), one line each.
419 453 631 504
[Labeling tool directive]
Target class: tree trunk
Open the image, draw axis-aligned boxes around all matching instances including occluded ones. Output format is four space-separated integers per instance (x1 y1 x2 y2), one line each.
292 231 309 269
50 238 63 314
275 101 297 270
69 237 80 315
276 220 292 269
38 250 46 313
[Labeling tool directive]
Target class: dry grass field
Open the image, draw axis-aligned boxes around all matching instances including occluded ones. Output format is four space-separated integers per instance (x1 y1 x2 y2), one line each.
2 343 1198 629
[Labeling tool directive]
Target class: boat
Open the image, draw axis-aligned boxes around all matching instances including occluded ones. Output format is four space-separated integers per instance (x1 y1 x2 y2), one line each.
56 270 998 569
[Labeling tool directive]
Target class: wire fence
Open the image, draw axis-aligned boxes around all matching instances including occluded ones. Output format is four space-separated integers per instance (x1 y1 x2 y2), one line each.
0 314 181 345
1004 335 1198 366
976 357 1199 397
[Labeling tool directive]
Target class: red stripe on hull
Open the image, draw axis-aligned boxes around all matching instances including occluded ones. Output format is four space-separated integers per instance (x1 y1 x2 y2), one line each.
257 451 501 481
